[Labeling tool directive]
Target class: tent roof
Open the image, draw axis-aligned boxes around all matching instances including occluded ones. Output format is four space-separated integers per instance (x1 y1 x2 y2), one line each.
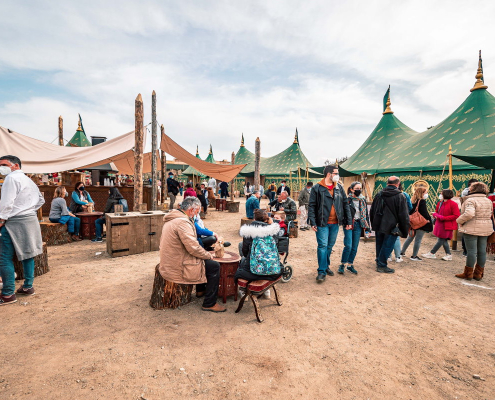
339 90 418 177
67 123 92 147
182 147 206 177
378 88 495 173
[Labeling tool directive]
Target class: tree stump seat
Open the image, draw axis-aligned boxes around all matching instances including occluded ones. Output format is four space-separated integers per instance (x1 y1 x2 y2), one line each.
14 242 49 280
235 276 283 323
226 201 240 213
240 217 252 227
40 221 71 246
149 264 193 309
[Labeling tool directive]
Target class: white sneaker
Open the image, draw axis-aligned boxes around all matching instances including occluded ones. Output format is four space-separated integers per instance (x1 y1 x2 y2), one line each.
263 289 271 299
387 257 392 262
422 252 436 259
441 254 453 261
395 256 404 263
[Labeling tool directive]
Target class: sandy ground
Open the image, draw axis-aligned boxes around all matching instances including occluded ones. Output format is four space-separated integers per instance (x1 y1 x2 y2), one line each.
2 196 495 400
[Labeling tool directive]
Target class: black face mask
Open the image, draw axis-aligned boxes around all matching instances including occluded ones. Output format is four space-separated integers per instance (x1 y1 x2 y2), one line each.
79 186 85 191
353 190 362 197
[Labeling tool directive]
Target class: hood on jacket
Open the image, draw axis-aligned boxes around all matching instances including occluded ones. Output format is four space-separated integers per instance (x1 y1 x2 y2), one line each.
239 221 281 238
163 209 190 224
381 186 401 198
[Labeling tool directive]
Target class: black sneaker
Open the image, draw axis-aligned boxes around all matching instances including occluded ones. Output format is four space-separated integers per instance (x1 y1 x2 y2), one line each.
410 256 422 261
326 268 334 276
224 242 231 247
338 264 345 274
16 287 35 296
376 266 395 273
0 294 17 306
316 274 326 283
91 237 103 243
347 265 358 274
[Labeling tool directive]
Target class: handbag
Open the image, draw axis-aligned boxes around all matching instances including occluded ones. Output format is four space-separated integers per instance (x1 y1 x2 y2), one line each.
409 201 428 230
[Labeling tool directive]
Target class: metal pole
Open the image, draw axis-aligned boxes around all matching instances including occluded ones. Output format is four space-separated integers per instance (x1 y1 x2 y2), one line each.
151 90 157 210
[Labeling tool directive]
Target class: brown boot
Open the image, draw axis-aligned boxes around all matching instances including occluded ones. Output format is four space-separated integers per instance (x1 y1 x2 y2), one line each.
202 303 227 313
473 264 484 281
455 266 474 280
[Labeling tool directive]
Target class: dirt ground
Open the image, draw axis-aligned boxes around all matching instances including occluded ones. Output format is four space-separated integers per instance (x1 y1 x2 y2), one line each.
2 196 495 400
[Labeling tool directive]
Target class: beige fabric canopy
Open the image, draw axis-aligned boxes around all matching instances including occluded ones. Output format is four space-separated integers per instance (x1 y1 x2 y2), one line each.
82 150 161 175
160 131 246 181
0 125 136 173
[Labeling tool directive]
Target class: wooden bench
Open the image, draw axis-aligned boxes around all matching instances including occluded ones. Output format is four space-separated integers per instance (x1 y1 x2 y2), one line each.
149 264 193 309
235 276 283 323
14 242 49 280
40 222 71 246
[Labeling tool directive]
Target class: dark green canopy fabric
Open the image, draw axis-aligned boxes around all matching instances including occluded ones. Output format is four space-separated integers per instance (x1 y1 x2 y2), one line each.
453 154 495 169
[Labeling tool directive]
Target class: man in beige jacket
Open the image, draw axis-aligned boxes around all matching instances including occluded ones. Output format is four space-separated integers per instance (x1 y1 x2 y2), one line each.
159 197 226 312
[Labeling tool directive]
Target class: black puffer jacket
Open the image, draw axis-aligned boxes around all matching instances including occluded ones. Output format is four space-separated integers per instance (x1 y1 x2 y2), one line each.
308 182 351 227
370 185 410 238
239 221 281 265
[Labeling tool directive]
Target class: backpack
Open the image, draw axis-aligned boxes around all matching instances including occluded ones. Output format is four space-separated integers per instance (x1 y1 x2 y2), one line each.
249 235 281 275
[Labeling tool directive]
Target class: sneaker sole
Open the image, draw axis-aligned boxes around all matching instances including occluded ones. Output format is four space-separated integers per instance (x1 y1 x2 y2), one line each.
201 307 227 313
376 269 395 273
0 299 18 306
16 292 35 296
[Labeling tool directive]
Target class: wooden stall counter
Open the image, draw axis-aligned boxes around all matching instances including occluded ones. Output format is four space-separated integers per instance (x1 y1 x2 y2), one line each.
106 211 166 257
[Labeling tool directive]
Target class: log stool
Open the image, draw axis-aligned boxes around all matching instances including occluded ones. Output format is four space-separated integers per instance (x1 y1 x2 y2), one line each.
226 201 240 213
235 276 283 323
14 242 49 280
149 264 193 309
240 217 252 227
40 222 71 246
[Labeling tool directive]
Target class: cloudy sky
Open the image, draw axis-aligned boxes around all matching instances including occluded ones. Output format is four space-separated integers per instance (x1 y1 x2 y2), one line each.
1 0 494 166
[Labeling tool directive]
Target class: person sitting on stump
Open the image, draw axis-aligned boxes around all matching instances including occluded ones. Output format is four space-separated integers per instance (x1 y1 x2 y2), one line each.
159 197 225 313
49 186 82 241
245 190 261 219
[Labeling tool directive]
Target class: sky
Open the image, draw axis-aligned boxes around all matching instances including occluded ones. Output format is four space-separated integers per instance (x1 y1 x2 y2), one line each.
1 0 495 166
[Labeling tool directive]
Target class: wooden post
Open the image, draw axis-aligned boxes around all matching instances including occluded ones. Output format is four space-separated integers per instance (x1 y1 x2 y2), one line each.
160 138 166 204
231 151 235 202
134 93 144 211
58 116 63 146
151 91 158 210
254 137 261 192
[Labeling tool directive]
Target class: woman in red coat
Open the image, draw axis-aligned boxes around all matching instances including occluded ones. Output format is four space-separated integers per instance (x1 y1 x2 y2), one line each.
423 189 460 261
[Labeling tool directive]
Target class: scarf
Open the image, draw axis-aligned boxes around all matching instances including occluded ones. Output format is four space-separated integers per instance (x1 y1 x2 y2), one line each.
352 195 369 230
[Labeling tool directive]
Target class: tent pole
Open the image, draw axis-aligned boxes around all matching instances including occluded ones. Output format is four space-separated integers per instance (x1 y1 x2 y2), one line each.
448 145 458 250
58 116 63 146
254 138 261 192
160 126 167 204
133 94 144 211
231 152 235 202
151 91 157 210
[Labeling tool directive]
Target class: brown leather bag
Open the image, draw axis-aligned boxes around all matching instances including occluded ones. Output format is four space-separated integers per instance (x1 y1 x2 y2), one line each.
409 201 428 230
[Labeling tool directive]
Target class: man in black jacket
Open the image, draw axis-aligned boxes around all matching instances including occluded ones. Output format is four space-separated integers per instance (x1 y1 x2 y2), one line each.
166 172 180 210
276 180 291 196
308 165 352 283
370 176 410 273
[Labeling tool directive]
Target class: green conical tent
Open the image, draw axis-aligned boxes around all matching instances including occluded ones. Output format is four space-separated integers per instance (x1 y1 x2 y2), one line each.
182 146 206 178
204 145 216 164
339 89 418 176
66 119 92 147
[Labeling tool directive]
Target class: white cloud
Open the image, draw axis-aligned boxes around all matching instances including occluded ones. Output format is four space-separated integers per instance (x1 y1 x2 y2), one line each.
1 0 494 165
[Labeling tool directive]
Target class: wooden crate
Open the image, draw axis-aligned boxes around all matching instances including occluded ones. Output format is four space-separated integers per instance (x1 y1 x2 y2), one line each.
106 212 165 257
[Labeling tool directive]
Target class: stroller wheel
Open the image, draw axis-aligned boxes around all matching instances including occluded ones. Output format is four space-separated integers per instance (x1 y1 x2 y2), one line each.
281 265 293 283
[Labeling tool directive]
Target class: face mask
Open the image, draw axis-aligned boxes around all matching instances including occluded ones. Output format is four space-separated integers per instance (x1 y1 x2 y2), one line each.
438 194 443 201
0 166 12 175
65 192 69 197
79 186 85 191
423 193 428 200
354 189 362 197
281 184 285 187
332 175 340 183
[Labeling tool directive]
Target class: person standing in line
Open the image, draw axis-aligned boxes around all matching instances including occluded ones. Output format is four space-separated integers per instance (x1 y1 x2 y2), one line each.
297 182 313 231
308 165 352 283
245 190 261 219
244 182 253 199
461 178 479 256
266 181 277 202
339 182 371 275
219 181 229 199
400 186 433 261
277 180 291 196
0 155 45 305
195 184 208 214
370 176 410 273
179 181 184 196
183 184 197 199
422 189 460 261
207 176 217 196
388 183 412 263
166 172 180 210
455 182 493 281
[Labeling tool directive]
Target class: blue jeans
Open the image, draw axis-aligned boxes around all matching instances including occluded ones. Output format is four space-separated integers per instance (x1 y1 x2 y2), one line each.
341 220 362 264
388 237 401 259
95 218 105 239
0 226 34 296
375 232 397 268
49 215 80 235
315 223 340 275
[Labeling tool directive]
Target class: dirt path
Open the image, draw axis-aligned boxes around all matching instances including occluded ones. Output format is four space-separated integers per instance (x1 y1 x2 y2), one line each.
2 197 494 399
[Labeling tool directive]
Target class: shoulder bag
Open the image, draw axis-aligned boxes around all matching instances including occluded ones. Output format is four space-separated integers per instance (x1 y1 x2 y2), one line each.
409 201 428 230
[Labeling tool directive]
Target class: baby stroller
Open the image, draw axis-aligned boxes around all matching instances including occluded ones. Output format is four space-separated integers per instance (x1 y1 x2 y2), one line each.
277 235 293 283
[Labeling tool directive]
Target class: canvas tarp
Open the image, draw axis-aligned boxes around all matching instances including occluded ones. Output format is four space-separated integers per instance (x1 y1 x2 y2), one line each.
160 131 246 181
82 150 161 175
0 125 136 173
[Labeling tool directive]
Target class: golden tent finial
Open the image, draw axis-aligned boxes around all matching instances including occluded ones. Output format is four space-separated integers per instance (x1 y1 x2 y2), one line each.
335 158 339 167
209 144 212 155
196 145 199 156
293 128 299 144
241 133 245 147
383 86 394 114
77 119 83 131
471 50 488 92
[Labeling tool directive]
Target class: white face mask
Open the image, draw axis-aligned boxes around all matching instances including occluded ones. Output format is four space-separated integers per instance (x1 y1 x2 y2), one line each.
0 166 12 176
332 175 340 183
423 193 429 200
438 194 443 201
